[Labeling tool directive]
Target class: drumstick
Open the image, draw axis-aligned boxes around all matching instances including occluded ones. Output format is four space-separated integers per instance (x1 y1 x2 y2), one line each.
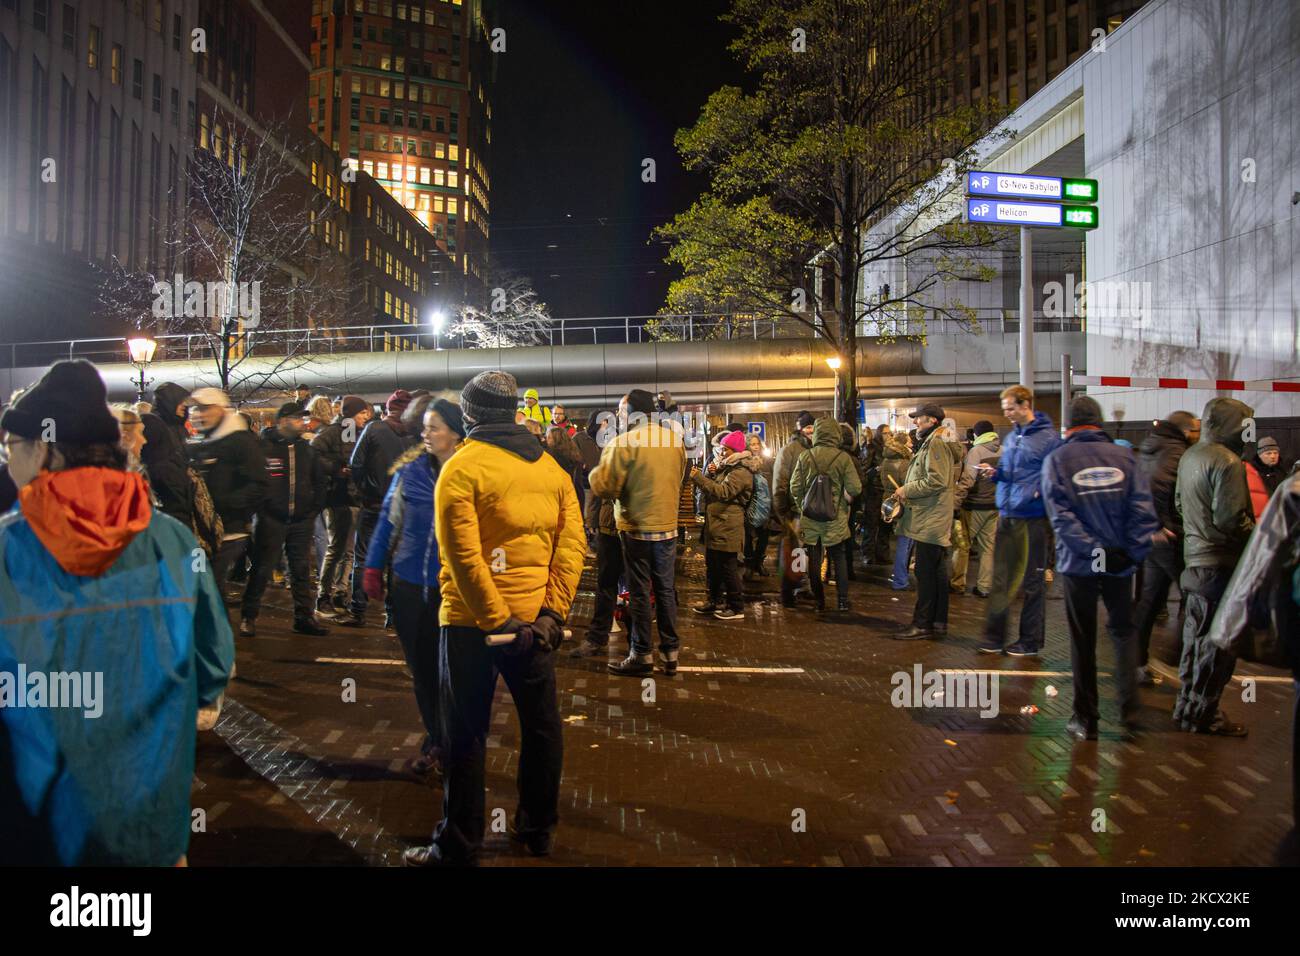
486 628 573 647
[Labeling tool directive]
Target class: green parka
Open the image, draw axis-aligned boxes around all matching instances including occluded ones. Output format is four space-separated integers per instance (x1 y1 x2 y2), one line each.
691 449 757 553
898 424 956 546
788 418 862 546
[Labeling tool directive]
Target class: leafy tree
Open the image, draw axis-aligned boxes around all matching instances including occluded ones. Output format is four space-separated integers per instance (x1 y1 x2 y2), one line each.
656 0 1009 420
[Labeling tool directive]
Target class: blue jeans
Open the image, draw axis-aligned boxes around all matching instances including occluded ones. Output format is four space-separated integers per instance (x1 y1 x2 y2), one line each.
891 535 914 589
619 535 680 657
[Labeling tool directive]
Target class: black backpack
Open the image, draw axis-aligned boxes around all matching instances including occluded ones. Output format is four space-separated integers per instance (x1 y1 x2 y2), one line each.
800 450 838 522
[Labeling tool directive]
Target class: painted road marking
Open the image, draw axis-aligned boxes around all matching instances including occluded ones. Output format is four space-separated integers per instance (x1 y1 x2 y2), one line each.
315 657 405 666
676 666 806 674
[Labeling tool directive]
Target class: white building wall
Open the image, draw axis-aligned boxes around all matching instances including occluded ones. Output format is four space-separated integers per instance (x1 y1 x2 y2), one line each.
1083 0 1300 422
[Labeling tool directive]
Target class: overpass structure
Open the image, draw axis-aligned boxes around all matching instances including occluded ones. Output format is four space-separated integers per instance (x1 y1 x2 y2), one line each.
2 325 1084 414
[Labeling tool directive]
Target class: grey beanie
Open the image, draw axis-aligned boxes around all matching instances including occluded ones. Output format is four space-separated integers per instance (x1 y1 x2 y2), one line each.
460 370 519 425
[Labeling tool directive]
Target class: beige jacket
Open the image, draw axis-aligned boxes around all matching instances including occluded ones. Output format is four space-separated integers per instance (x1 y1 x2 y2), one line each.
589 421 686 534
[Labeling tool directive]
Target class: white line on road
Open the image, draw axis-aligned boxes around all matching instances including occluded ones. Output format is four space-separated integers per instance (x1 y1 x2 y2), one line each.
315 657 405 665
676 666 806 674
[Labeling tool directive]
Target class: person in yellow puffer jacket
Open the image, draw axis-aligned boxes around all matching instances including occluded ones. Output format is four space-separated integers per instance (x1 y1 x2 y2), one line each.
404 371 584 868
517 387 552 426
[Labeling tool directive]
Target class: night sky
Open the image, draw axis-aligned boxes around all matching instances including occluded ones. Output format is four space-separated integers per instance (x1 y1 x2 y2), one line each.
491 0 741 319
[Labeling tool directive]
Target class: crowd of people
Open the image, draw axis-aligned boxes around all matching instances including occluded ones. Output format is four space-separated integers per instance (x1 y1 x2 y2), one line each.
1 360 1297 865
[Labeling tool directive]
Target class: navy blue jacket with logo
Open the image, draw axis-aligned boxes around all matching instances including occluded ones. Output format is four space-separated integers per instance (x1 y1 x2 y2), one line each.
1041 427 1160 577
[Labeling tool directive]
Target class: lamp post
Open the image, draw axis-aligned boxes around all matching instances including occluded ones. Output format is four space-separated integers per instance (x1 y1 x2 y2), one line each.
826 355 843 421
430 309 446 350
126 336 158 403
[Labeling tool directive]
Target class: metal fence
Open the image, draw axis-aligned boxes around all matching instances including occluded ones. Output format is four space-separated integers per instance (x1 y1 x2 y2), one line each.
0 309 1084 369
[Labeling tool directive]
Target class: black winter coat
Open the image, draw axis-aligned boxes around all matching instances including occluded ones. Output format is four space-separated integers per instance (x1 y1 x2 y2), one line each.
189 416 268 535
258 427 327 522
350 416 412 509
1137 420 1192 538
311 419 358 507
140 406 194 525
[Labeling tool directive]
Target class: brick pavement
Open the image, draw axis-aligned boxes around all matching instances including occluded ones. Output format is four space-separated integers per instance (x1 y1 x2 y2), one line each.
189 543 1297 866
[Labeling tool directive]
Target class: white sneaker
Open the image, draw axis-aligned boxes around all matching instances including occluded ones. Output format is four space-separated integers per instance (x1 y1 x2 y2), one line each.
197 693 224 731
713 608 743 621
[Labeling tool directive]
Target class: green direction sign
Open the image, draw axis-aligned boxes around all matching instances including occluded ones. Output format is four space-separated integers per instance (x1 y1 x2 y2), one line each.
1062 204 1100 229
1062 178 1099 202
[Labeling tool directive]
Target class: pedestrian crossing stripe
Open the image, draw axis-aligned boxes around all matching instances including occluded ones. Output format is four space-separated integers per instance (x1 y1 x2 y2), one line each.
676 666 805 674
314 657 406 665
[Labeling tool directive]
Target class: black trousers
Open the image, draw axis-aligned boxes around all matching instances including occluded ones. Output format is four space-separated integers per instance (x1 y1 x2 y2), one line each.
433 626 562 863
1063 574 1138 725
1174 566 1239 727
705 547 743 612
241 514 316 621
984 516 1049 649
1133 542 1183 666
912 540 950 628
213 535 251 594
586 531 626 648
808 540 848 608
391 578 441 755
743 524 771 572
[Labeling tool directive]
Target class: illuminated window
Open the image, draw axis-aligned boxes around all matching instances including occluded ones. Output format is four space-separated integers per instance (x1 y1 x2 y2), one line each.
392 163 402 180
311 161 320 187
449 144 459 162
377 161 389 179
405 165 415 182
435 142 446 159
199 112 210 150
434 169 444 186
448 171 458 189
351 76 361 94
111 44 122 84
379 79 390 97
362 159 374 175
87 25 99 68
420 167 430 184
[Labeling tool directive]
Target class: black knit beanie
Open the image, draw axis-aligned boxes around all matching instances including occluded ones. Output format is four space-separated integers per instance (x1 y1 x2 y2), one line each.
432 398 466 439
1070 396 1104 428
0 360 120 444
460 371 519 424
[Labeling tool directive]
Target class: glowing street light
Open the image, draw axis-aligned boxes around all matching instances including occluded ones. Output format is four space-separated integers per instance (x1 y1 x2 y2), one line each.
126 336 158 403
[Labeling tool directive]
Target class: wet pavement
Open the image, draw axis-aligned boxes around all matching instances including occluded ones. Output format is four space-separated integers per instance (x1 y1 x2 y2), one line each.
190 543 1296 867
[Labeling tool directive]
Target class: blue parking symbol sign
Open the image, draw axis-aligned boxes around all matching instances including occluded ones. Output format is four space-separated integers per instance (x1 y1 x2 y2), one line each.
747 421 765 443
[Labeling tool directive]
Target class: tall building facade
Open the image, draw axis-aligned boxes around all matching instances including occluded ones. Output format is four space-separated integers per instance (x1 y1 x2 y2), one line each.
932 0 1148 110
307 0 492 295
0 0 200 342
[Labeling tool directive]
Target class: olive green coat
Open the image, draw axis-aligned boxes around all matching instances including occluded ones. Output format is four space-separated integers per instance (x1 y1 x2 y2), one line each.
788 418 862 546
691 450 757 553
898 426 956 546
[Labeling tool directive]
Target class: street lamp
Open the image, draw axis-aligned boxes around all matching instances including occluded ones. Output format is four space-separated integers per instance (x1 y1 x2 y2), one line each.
126 336 158 403
826 356 843 421
429 309 446 350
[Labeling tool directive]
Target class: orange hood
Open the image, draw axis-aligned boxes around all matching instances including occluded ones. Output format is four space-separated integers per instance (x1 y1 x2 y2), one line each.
19 468 153 576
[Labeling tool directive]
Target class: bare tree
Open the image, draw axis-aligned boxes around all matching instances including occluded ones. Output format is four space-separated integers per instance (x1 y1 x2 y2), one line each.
101 107 353 396
449 267 553 347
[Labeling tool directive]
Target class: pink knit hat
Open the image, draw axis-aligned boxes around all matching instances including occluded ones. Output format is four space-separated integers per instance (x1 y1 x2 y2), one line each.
721 430 748 453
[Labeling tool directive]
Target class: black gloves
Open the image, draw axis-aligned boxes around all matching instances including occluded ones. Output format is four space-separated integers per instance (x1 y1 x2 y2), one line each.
531 612 565 653
1103 548 1133 574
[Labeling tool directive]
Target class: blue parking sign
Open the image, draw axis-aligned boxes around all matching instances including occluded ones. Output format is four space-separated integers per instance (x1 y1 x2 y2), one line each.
747 421 765 443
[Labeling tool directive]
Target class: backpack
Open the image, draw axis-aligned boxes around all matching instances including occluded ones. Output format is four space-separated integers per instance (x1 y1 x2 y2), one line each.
800 451 839 522
746 473 772 527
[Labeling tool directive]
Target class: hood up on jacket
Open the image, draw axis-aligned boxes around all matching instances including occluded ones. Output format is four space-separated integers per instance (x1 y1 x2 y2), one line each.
973 431 1000 448
1199 398 1253 456
18 467 153 576
152 382 192 429
466 420 543 462
811 418 842 449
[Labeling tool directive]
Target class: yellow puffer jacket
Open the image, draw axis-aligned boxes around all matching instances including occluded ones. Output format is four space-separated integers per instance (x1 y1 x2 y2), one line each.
435 435 586 630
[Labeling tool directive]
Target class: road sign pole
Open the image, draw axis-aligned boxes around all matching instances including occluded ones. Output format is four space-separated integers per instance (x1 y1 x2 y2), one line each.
1019 226 1034 389
1060 352 1072 436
